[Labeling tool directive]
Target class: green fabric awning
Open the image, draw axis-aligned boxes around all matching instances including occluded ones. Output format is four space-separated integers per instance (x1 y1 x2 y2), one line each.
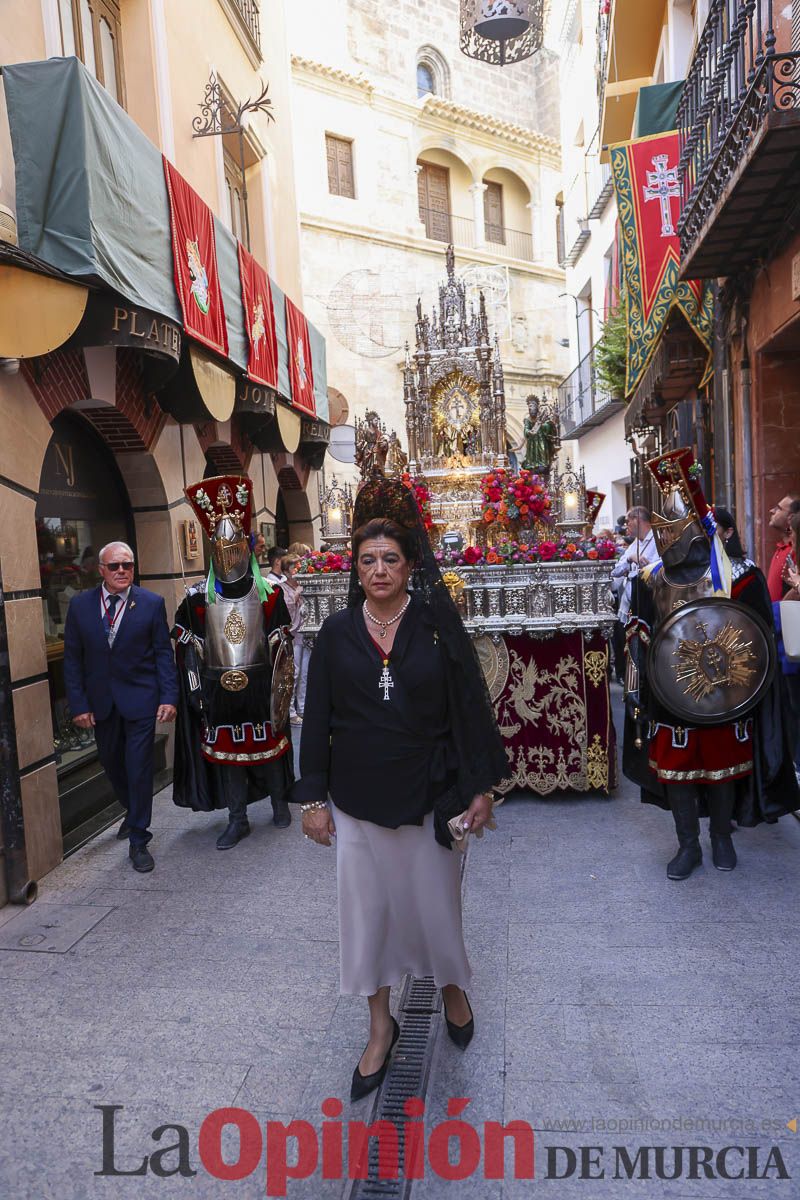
2 57 327 420
633 82 684 138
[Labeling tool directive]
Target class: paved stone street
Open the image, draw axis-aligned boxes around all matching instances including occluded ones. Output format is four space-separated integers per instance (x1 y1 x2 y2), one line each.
1 694 799 1199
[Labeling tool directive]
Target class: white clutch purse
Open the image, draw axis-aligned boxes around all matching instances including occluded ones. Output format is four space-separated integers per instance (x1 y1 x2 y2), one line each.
447 797 503 853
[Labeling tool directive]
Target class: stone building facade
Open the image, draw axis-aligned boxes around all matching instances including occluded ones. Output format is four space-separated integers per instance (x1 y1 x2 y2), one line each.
286 0 567 467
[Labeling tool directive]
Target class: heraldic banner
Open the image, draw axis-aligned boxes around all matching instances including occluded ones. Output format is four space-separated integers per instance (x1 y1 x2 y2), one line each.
237 243 278 389
163 157 228 357
610 131 713 398
285 295 316 416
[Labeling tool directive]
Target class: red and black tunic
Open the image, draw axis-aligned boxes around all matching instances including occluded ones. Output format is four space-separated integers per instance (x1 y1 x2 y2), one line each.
171 580 292 810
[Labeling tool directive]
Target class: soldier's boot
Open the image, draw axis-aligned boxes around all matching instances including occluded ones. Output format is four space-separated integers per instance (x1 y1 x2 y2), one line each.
667 787 702 881
708 784 737 872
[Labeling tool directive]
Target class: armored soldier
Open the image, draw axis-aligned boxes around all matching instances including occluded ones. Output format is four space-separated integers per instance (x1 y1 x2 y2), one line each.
623 448 798 880
172 475 295 849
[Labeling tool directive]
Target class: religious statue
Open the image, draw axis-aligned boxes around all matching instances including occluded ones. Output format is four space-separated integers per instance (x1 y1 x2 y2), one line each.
355 410 389 479
385 430 409 478
522 394 560 475
435 424 455 459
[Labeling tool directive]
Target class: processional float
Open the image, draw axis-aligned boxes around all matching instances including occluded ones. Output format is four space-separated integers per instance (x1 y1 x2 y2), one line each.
306 248 617 796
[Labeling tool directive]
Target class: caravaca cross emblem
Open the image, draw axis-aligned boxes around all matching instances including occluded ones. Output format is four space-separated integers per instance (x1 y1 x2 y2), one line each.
186 237 210 314
644 154 680 239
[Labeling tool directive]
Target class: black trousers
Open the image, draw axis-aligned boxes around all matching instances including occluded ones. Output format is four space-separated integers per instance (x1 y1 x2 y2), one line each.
93 707 156 846
668 780 736 835
219 759 291 823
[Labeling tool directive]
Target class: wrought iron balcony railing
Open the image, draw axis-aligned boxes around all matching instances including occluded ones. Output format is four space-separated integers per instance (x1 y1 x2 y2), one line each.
484 224 534 261
419 205 475 248
557 344 624 439
676 0 800 275
233 0 260 45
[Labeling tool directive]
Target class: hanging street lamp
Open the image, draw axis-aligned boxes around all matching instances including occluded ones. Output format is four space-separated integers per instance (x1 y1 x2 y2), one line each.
459 1 544 66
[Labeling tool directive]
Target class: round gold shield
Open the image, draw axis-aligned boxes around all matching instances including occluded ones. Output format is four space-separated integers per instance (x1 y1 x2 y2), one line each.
648 598 774 725
270 631 296 734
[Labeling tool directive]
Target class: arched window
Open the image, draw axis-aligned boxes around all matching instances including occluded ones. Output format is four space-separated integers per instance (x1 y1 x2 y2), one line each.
415 46 451 100
417 62 435 97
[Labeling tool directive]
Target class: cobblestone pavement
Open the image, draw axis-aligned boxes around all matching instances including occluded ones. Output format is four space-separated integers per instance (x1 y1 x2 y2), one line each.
1 692 798 1198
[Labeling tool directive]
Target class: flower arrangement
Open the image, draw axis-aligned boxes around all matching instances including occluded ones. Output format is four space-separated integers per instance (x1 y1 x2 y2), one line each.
480 468 552 528
294 538 618 574
296 550 352 574
434 535 619 568
401 472 433 530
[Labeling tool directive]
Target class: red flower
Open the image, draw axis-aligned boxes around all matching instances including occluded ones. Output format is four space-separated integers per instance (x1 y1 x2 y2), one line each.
463 545 484 565
538 541 557 561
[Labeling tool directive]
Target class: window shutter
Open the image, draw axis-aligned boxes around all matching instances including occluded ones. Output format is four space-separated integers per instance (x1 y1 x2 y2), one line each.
337 139 355 198
484 182 504 243
326 136 339 194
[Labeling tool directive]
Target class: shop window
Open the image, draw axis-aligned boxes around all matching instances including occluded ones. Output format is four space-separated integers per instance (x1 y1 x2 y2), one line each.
37 413 135 790
326 135 356 198
57 0 124 105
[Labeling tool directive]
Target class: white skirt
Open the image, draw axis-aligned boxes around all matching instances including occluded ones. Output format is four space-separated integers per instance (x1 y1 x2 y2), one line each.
332 803 472 997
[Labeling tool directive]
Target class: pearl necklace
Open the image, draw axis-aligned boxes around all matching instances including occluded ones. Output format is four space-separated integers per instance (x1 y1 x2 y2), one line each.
363 595 410 639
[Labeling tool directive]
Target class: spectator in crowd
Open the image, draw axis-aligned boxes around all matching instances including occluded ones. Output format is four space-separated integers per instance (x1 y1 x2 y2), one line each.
714 507 747 564
280 553 308 724
610 507 658 683
253 532 266 563
766 493 800 601
63 541 178 872
265 546 287 586
774 510 800 775
288 541 313 559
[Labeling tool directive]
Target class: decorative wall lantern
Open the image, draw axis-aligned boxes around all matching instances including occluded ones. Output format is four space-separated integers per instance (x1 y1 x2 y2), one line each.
459 1 544 66
319 474 353 551
554 458 587 539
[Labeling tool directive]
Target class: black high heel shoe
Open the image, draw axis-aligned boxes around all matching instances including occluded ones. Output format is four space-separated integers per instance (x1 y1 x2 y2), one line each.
444 993 474 1049
350 1017 400 1102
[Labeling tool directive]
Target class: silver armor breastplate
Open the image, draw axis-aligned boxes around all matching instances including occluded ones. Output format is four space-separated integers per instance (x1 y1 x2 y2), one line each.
651 567 715 622
204 582 268 670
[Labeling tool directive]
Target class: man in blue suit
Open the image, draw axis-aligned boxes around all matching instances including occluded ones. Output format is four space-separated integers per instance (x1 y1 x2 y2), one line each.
63 541 179 872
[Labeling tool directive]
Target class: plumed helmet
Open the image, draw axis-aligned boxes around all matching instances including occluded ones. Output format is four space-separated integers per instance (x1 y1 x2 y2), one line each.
647 448 711 568
184 474 254 584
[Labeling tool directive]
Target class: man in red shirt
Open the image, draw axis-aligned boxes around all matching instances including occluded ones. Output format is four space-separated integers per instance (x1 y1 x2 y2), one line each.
766 493 800 601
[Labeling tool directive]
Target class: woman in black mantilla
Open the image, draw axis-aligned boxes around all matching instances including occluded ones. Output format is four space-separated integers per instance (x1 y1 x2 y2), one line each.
294 475 508 1102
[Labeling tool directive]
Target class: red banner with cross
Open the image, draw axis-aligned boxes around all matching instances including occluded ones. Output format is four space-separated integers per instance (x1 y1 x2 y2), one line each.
163 157 228 357
609 131 713 398
237 243 278 389
285 295 316 416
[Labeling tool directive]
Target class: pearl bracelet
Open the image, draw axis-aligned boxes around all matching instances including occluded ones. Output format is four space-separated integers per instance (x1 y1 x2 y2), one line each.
300 801 328 813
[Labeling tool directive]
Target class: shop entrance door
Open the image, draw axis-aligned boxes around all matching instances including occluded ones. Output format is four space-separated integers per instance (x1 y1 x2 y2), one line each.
36 412 137 847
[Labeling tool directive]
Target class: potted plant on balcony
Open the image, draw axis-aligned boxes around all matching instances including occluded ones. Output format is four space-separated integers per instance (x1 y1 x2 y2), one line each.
594 295 627 401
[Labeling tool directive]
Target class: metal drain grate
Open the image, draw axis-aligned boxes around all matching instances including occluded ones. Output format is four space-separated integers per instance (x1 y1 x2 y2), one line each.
345 977 442 1200
345 849 470 1199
